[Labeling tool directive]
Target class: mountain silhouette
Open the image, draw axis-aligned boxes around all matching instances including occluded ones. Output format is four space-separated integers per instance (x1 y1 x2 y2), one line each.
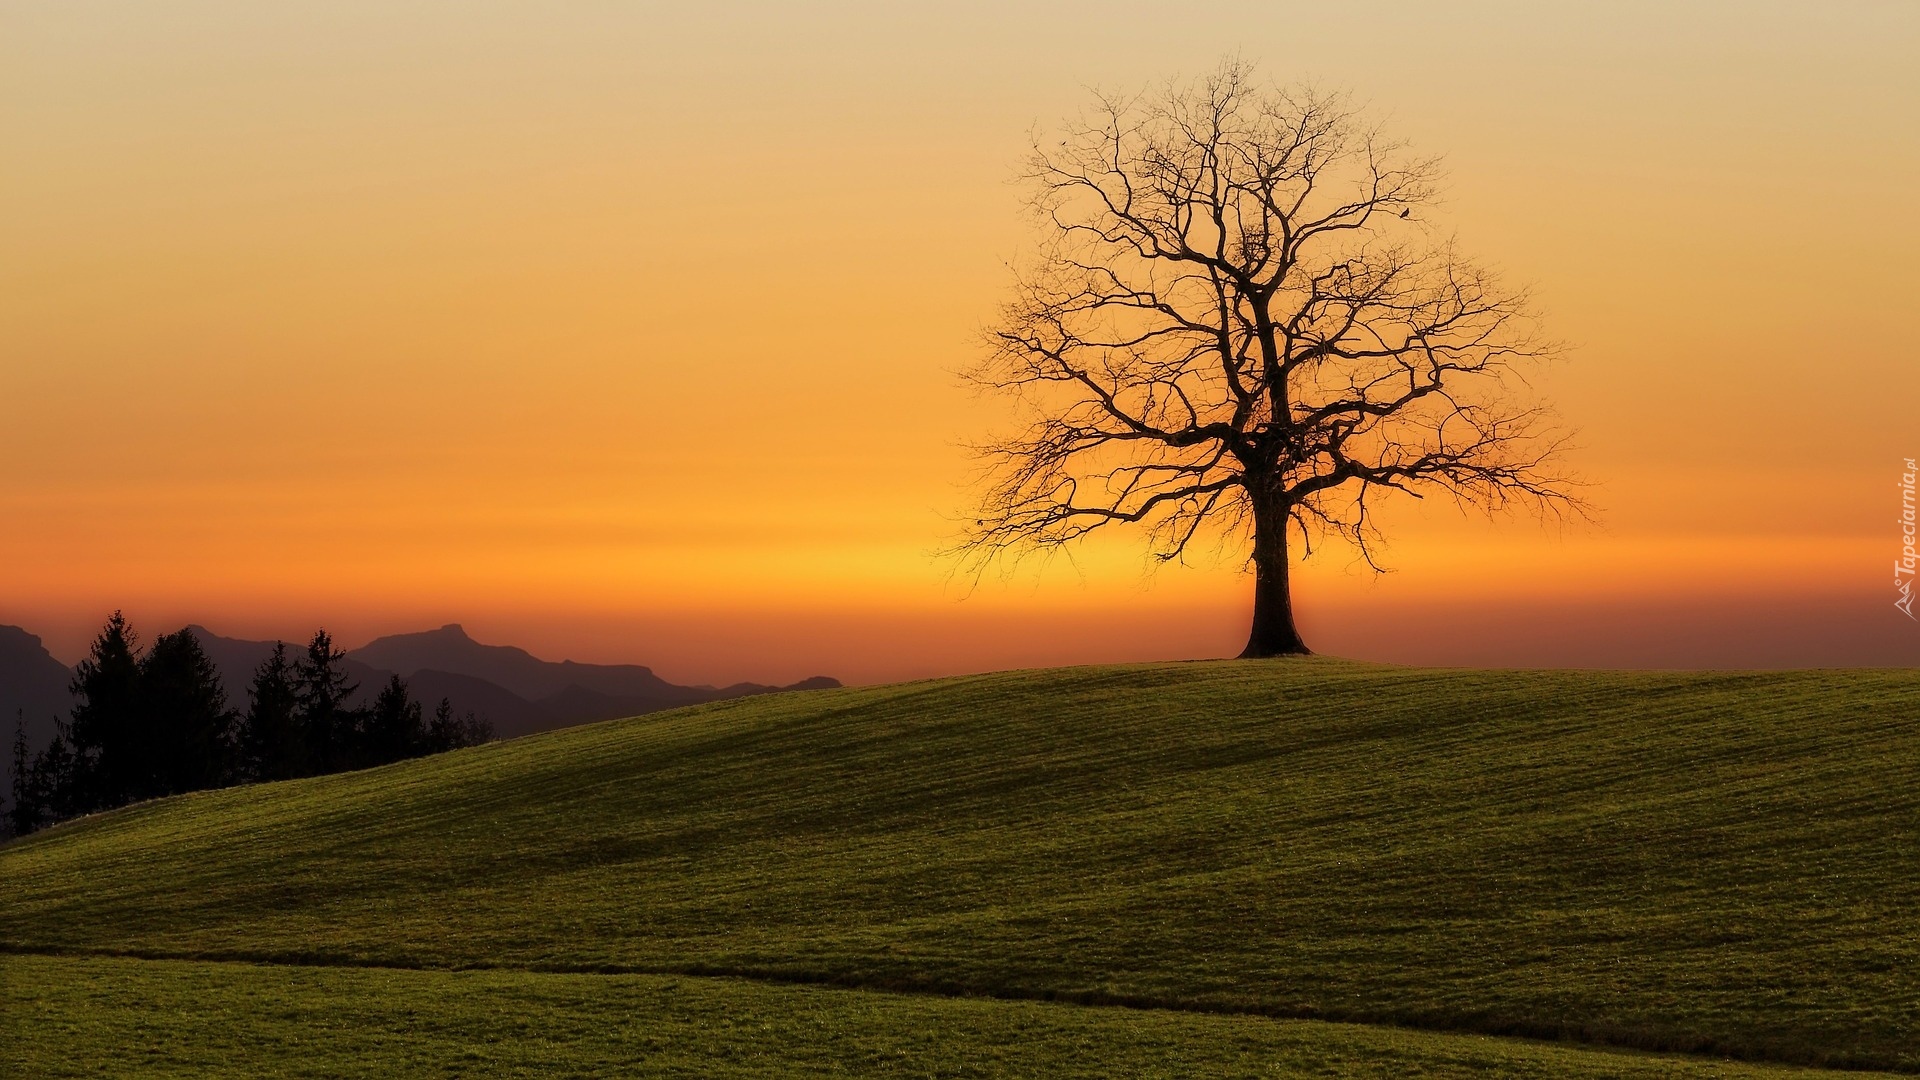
0 625 74 783
185 623 838 741
351 624 683 702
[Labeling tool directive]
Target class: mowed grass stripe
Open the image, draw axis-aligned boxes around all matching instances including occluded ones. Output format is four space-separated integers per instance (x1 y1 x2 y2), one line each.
3 661 1917 1068
3 953 1897 1080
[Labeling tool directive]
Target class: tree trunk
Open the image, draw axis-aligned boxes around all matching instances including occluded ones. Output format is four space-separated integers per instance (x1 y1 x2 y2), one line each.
1240 491 1311 657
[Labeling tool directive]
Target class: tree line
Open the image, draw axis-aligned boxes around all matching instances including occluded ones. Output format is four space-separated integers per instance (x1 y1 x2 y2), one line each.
6 612 489 837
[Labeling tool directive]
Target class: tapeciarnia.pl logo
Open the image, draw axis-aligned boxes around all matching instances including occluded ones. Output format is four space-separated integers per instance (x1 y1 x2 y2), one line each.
1899 457 1917 619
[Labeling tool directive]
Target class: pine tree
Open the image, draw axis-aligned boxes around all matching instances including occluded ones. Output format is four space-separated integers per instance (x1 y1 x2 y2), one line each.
362 675 424 766
294 630 359 775
6 714 36 838
240 643 303 781
33 721 80 824
457 711 492 749
426 698 458 754
67 611 143 811
141 629 237 795
425 697 491 753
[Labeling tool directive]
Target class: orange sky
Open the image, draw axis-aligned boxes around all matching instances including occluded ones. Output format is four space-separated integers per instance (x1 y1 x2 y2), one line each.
3 2 1917 682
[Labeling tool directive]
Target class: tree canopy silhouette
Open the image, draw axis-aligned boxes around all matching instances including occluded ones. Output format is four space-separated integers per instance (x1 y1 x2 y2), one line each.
363 674 424 765
425 696 491 755
139 628 236 797
67 611 142 808
961 63 1585 656
7 716 35 837
241 642 302 781
295 630 359 775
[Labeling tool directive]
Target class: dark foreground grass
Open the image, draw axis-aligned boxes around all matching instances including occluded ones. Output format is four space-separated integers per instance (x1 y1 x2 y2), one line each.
4 660 1919 1070
2 953 1890 1079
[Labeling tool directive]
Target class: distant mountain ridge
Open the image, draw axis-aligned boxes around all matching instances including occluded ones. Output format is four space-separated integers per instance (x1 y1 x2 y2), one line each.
0 626 71 784
353 623 836 704
351 624 685 703
0 622 839 762
186 623 838 741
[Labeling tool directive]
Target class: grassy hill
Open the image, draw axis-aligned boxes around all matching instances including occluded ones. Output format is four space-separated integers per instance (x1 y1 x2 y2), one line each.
5 659 1918 1075
2 954 1882 1079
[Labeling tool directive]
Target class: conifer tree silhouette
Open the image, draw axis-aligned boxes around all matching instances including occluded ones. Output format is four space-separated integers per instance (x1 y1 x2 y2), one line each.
363 674 424 766
240 643 304 781
294 630 359 775
6 714 33 838
141 629 237 795
67 611 142 809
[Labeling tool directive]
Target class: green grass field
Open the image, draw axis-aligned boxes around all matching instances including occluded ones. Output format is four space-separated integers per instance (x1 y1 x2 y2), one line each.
1 953 1875 1079
5 659 1918 1075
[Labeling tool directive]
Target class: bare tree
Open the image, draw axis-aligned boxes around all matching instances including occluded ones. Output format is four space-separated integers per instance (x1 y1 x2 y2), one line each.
961 63 1586 657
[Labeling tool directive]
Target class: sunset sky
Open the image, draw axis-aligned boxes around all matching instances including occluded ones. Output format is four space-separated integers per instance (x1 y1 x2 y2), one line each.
4 1 1916 683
